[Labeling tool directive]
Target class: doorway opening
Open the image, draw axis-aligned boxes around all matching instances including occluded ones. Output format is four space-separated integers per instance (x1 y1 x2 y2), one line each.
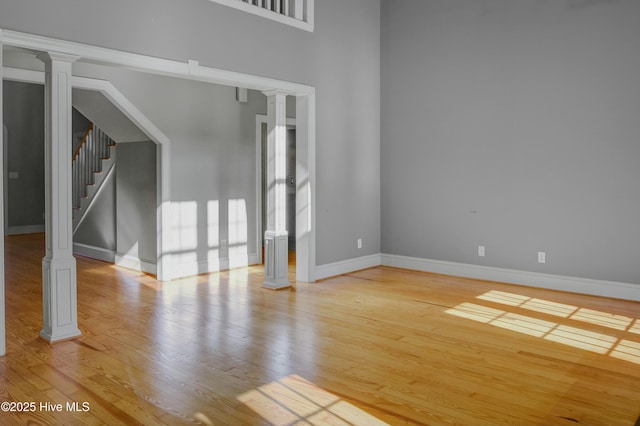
1 31 318 354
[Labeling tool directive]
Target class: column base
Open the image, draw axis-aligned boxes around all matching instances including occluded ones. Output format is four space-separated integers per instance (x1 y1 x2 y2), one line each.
262 279 292 290
262 231 291 290
41 256 81 343
39 328 81 343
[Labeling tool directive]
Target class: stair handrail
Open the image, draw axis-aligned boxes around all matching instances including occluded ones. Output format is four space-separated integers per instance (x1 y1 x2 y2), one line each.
72 123 94 161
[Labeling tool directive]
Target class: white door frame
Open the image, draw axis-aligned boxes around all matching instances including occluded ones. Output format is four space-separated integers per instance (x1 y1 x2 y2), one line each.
2 124 7 237
0 43 5 356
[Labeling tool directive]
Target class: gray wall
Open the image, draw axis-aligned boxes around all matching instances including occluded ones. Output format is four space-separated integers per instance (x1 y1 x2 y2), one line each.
72 90 149 143
2 81 44 229
0 0 382 266
116 141 157 265
73 166 116 252
381 0 640 284
73 140 158 265
311 1 381 263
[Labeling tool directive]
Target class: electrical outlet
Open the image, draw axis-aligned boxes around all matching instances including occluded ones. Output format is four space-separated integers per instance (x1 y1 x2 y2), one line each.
221 239 228 249
478 245 485 257
357 238 362 249
538 251 546 264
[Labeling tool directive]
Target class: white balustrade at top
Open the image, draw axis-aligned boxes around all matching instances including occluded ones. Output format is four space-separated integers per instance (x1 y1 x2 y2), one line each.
209 0 313 31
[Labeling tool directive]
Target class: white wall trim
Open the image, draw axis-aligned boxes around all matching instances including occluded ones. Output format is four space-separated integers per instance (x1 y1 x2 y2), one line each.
312 252 640 301
73 243 115 263
185 59 312 94
115 253 157 276
2 67 44 84
315 254 382 281
173 253 261 279
0 40 5 356
382 254 640 302
249 253 260 268
206 0 314 32
71 76 170 146
7 225 45 235
295 93 316 282
174 259 229 279
2 124 8 237
1 30 314 94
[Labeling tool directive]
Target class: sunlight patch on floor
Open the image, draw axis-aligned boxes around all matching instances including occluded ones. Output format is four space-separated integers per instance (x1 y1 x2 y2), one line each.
545 325 617 354
446 291 640 365
570 308 633 331
492 312 556 338
477 290 634 331
610 339 640 364
236 374 389 426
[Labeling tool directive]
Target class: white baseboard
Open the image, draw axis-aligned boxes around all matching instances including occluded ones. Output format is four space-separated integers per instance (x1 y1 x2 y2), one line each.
250 253 259 265
7 224 45 235
382 254 640 302
73 243 115 263
172 253 261 280
115 253 157 275
315 254 382 281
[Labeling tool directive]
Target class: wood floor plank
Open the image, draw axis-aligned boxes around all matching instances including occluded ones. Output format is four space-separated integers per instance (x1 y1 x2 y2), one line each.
2 234 640 425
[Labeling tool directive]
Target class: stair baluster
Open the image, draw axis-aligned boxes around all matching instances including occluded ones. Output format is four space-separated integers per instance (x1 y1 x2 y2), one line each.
71 123 117 229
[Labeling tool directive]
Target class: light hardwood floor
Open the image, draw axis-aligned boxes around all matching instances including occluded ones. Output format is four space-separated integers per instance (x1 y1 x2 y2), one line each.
1 233 640 425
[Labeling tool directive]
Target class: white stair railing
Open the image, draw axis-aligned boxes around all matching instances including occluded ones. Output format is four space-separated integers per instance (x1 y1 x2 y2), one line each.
208 0 311 30
72 124 115 211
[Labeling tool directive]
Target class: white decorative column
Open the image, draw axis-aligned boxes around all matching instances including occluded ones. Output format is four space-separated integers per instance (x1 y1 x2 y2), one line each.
262 90 291 290
38 52 81 342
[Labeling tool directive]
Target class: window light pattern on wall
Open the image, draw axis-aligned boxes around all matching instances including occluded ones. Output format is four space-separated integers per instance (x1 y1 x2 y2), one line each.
208 0 314 32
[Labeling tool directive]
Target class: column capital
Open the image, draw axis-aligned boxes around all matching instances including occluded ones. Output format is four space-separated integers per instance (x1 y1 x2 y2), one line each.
36 51 80 65
262 89 291 98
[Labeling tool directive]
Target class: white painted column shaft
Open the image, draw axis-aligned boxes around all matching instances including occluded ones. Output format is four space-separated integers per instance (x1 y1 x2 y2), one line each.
38 52 82 342
262 91 291 289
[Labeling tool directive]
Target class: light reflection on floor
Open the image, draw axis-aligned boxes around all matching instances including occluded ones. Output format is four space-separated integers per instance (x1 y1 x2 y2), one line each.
447 290 640 364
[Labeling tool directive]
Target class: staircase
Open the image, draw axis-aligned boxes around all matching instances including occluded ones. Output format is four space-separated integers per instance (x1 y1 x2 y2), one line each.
72 123 116 232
